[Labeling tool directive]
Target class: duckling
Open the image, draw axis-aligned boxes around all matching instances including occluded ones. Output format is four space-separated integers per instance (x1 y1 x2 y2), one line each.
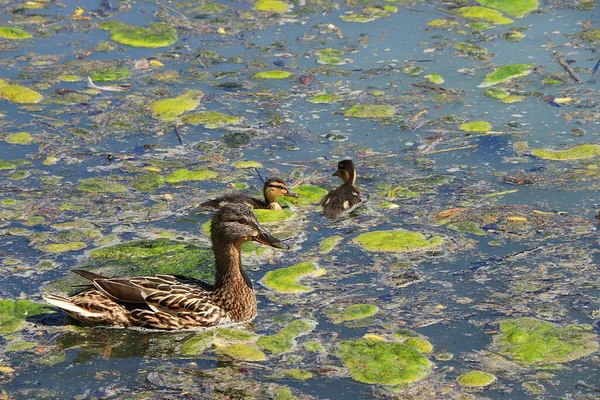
43 203 288 330
320 159 363 218
201 178 299 210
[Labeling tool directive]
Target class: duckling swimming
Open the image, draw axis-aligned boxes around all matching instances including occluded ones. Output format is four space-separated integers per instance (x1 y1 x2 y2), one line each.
201 178 298 210
43 203 288 330
320 159 363 218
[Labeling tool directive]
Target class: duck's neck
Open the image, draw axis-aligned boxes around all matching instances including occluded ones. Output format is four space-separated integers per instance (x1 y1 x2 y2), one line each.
342 169 357 187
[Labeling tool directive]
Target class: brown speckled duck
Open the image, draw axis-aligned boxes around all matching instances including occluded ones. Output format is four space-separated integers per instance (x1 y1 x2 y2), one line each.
201 178 298 210
43 203 288 330
320 160 363 218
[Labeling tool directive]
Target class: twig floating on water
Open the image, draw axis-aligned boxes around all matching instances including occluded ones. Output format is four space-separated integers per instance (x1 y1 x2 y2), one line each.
87 76 130 92
556 57 582 83
174 125 184 145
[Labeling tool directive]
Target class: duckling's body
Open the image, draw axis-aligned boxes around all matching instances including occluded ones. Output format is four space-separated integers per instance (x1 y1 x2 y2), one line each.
43 204 288 330
201 178 298 210
320 160 363 218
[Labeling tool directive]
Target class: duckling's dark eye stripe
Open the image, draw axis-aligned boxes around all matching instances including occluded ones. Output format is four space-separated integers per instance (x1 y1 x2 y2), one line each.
266 184 287 190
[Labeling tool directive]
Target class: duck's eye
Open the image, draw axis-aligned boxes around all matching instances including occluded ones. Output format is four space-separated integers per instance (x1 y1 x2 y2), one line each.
238 217 247 224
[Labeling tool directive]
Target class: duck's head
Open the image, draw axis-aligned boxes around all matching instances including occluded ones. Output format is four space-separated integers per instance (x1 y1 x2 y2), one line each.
263 178 299 204
211 203 289 250
333 159 357 186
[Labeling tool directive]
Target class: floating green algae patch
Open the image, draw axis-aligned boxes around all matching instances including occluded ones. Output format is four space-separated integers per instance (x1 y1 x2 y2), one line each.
459 121 492 133
337 339 431 385
457 370 496 387
233 160 262 169
6 341 36 352
477 63 535 87
456 6 513 25
284 185 327 205
275 369 313 381
132 173 164 192
427 19 460 29
166 168 216 183
340 6 397 22
446 221 486 236
354 230 443 253
257 319 316 354
345 105 395 119
319 235 343 254
325 304 378 324
0 79 43 104
0 300 52 334
308 93 341 104
484 87 510 100
182 111 241 129
181 327 257 356
316 48 346 65
578 28 600 43
453 42 488 54
404 337 433 354
493 317 599 364
39 242 87 253
77 177 128 193
252 209 294 224
89 66 130 82
475 0 539 18
424 74 444 84
98 21 177 48
216 343 266 361
0 27 32 39
6 132 32 145
253 0 288 13
262 262 325 293
151 90 202 122
531 144 600 160
253 70 293 79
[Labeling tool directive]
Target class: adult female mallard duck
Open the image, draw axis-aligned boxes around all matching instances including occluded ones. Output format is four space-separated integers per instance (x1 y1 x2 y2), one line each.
201 178 298 210
43 203 288 330
320 159 363 218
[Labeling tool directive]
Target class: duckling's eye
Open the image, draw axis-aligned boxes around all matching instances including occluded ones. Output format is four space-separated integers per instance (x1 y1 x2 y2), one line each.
238 217 247 224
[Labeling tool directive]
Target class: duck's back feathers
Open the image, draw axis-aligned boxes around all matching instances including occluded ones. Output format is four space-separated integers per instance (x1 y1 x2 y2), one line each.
201 194 267 209
321 185 363 218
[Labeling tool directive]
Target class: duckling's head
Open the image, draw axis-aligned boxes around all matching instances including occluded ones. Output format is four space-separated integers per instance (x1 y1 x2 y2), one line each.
333 159 357 186
210 203 288 250
263 178 299 204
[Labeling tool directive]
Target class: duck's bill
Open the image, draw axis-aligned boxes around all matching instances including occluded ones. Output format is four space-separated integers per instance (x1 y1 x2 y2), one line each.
254 228 289 250
285 189 299 198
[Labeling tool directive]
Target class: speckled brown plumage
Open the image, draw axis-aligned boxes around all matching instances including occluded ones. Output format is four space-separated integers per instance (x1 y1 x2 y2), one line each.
201 178 298 210
320 160 363 218
43 204 288 330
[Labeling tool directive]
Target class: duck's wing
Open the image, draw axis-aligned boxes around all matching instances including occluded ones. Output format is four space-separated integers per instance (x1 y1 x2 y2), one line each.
201 193 266 209
321 186 363 218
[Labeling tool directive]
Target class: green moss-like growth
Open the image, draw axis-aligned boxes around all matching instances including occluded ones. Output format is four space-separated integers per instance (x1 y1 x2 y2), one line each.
252 208 294 224
475 0 539 18
182 111 241 129
466 21 491 30
0 27 32 39
459 121 492 133
423 74 444 84
132 173 164 192
6 132 32 145
325 304 378 324
345 105 395 119
88 66 130 82
339 13 375 23
253 0 289 13
531 144 600 161
453 42 488 54
166 168 217 183
277 369 313 381
216 343 266 361
58 75 82 82
257 319 316 354
77 177 128 193
308 93 341 104
354 230 443 253
253 70 293 79
456 6 513 25
180 327 258 356
319 235 343 254
457 370 496 387
151 90 203 122
501 94 524 103
98 21 177 48
283 185 327 206
39 242 87 253
304 341 324 352
494 317 599 364
262 262 325 293
0 299 52 334
477 64 535 87
484 87 510 99
9 170 30 180
337 339 431 385
340 6 396 22
578 28 600 43
446 221 486 236
232 161 262 169
0 79 43 104
404 337 433 354
6 341 37 352
427 19 460 29
316 48 346 65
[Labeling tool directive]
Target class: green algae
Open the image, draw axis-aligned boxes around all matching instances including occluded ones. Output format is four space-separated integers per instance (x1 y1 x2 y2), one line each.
151 90 203 122
39 242 87 253
457 370 496 387
484 87 510 99
9 170 30 181
132 173 164 192
578 28 600 43
252 209 294 223
459 121 492 133
501 94 524 103
316 48 346 65
253 0 289 13
181 327 257 356
6 132 32 145
253 70 293 79
531 144 600 161
6 341 36 352
456 6 513 25
344 105 395 119
283 185 327 206
98 21 177 48
339 14 376 23
182 111 241 129
276 369 313 381
337 339 431 385
257 319 316 354
340 6 397 22
404 337 433 354
0 79 43 104
446 221 486 236
494 317 599 364
424 74 444 84
0 299 52 334
427 19 459 29
319 235 343 254
307 93 341 104
476 0 539 18
304 341 324 352
453 42 488 54
233 161 262 169
88 66 130 82
58 75 82 82
467 21 491 30
354 230 443 253
477 63 535 88
262 262 325 293
216 343 266 361
77 177 128 193
325 304 378 324
166 168 217 183
0 27 32 40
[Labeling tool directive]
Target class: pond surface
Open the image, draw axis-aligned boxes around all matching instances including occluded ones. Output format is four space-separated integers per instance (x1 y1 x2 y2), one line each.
1 0 600 398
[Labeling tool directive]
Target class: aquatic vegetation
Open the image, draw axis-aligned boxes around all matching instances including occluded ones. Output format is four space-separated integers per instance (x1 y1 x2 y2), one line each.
453 42 488 54
38 242 87 253
215 343 266 361
475 0 539 18
165 168 217 183
182 111 241 129
0 300 51 334
424 74 444 84
316 48 346 65
283 185 327 205
77 177 128 193
459 121 492 132
578 28 600 43
262 262 325 293
325 304 378 324
446 221 486 236
427 19 459 29
0 27 31 39
319 235 343 254
252 209 294 223
344 105 395 119
354 230 443 253
233 161 262 169
6 132 32 145
132 173 164 192
477 63 535 87
181 327 258 356
304 341 324 352
457 370 496 387
98 21 177 48
151 90 203 122
257 319 316 354
340 6 397 22
484 87 510 99
307 93 341 104
532 144 600 160
337 339 431 385
88 66 130 82
493 317 599 364
253 0 289 13
253 70 293 79
275 369 313 381
456 6 513 25
0 80 43 104
404 337 434 354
